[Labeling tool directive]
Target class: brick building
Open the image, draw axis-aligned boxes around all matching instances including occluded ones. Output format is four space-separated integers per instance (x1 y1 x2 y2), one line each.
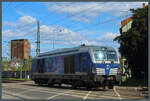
11 39 30 60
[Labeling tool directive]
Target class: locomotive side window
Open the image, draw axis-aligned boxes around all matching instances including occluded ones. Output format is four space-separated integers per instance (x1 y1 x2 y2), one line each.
37 59 45 73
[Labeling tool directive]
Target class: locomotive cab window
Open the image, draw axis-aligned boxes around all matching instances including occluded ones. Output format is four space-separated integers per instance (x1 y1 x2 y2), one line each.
107 51 118 61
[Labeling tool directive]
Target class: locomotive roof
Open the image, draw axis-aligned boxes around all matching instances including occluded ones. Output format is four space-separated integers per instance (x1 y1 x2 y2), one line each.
37 45 115 57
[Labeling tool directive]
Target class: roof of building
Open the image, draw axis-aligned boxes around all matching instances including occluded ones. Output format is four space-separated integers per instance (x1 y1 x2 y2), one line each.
121 17 133 28
121 3 146 29
11 39 28 41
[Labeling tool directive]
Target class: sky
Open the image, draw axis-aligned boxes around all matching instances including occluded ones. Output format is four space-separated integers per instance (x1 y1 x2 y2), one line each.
2 2 148 58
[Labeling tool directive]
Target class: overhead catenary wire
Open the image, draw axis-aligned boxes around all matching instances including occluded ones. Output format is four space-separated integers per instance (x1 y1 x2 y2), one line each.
4 2 127 36
3 3 130 55
3 14 129 47
40 14 130 40
41 3 106 27
3 2 75 32
38 15 127 50
73 14 132 32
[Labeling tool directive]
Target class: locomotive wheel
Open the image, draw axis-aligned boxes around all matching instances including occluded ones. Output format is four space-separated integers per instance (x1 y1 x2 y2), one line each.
102 86 106 89
108 82 114 89
86 84 92 90
72 85 77 89
34 80 38 84
58 83 61 87
72 81 78 89
38 82 42 86
86 87 92 90
48 83 53 87
108 85 114 89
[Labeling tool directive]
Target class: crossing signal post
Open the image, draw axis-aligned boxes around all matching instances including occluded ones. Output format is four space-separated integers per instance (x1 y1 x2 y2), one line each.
36 21 40 56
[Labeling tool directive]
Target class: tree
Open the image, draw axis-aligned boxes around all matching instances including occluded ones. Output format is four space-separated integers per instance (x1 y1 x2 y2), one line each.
114 6 148 78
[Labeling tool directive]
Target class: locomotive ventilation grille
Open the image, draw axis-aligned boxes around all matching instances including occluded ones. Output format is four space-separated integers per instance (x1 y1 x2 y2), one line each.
109 68 118 75
96 68 118 75
96 68 105 75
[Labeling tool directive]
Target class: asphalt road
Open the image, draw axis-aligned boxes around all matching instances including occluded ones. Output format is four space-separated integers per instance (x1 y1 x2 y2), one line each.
2 81 146 100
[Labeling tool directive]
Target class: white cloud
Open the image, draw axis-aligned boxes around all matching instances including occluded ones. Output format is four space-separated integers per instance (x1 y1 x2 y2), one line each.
37 24 103 46
3 16 36 28
40 25 84 42
46 2 148 22
98 32 119 42
18 16 36 24
31 44 36 50
3 29 27 38
3 15 120 52
3 15 37 40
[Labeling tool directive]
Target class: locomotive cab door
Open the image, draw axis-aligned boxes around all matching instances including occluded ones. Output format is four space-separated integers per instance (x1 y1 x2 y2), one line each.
64 55 75 74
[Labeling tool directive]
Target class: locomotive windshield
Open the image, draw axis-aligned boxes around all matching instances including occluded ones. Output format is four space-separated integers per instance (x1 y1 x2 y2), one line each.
93 50 118 61
106 51 118 61
94 50 106 60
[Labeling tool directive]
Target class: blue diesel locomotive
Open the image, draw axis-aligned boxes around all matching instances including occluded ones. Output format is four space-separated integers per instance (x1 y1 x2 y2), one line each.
31 45 122 89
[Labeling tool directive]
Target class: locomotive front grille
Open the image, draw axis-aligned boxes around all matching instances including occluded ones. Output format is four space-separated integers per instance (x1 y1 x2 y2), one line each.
109 68 118 75
96 68 105 75
96 68 118 75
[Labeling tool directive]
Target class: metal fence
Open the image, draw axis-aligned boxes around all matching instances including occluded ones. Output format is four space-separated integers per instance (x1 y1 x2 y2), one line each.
2 71 31 79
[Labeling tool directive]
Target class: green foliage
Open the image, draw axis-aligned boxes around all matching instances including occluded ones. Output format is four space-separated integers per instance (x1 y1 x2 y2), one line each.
1 58 32 72
2 61 11 71
11 67 18 71
114 6 148 78
2 62 5 71
16 59 32 71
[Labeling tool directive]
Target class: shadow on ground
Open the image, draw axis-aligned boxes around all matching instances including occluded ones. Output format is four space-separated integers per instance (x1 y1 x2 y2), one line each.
120 77 148 87
21 83 107 91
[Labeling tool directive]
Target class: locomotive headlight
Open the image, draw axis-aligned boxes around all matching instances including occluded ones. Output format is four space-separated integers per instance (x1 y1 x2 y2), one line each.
98 52 104 59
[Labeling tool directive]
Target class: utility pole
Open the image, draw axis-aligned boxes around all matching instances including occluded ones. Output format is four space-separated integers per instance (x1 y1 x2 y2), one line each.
53 40 54 49
36 21 40 56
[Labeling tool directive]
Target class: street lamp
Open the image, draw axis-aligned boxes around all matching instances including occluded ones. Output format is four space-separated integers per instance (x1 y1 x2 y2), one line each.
53 26 62 49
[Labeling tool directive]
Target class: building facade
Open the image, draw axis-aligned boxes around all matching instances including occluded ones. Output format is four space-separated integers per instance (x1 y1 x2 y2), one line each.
120 17 133 33
120 3 146 33
11 39 29 60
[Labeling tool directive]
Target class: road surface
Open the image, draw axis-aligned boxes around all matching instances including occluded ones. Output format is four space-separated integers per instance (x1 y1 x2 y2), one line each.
2 81 146 100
